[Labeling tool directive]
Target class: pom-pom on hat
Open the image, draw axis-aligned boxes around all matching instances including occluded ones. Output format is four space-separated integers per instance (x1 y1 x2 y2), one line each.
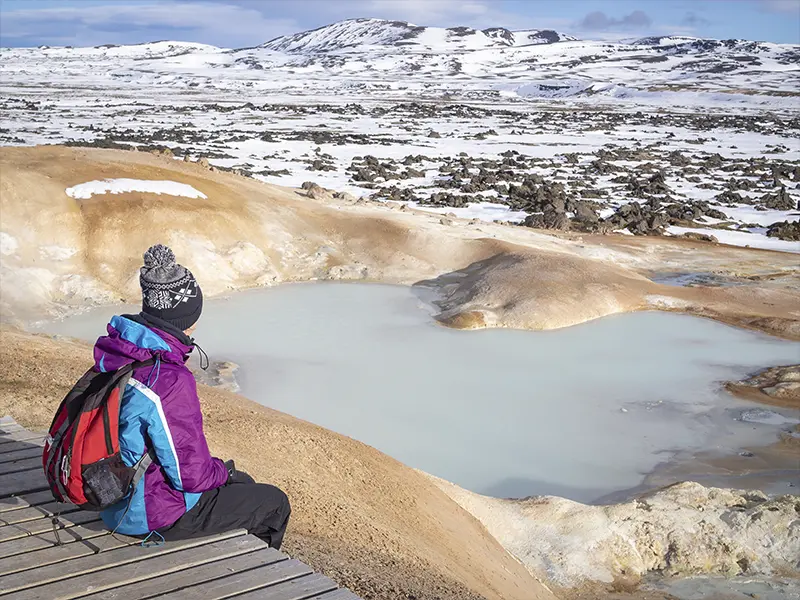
140 244 203 331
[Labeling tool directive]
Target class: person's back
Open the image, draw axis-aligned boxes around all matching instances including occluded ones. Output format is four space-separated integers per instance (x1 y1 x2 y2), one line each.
96 244 290 548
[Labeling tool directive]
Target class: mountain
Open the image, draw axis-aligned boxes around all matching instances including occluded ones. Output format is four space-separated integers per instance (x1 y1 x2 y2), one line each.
0 19 797 108
260 18 576 53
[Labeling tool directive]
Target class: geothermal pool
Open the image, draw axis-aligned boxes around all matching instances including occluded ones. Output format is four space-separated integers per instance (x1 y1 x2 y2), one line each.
40 283 800 503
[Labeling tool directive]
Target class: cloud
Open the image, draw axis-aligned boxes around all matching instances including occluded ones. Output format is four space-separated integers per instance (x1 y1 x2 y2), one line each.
681 12 711 28
757 0 800 13
182 0 567 31
0 2 298 48
577 10 652 32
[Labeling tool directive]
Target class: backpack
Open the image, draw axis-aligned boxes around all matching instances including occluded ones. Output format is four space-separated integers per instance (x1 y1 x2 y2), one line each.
42 359 155 511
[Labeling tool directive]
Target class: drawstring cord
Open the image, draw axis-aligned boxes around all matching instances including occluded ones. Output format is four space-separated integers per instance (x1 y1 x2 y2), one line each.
193 342 210 371
141 530 165 548
146 356 162 387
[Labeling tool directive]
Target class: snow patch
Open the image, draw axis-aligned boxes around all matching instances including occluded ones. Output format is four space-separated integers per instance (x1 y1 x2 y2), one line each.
39 245 78 261
667 226 800 253
65 179 207 200
403 200 529 223
0 232 19 256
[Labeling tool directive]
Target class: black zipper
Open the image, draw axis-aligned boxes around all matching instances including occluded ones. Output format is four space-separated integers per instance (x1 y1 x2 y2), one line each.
102 401 113 455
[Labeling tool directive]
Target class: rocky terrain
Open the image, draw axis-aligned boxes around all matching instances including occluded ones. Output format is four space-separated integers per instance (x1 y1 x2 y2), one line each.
1 146 798 339
1 19 798 599
431 476 800 598
0 145 797 600
1 20 798 253
727 364 800 409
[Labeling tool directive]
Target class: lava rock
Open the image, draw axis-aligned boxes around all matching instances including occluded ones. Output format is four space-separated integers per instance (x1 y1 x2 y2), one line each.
766 220 800 240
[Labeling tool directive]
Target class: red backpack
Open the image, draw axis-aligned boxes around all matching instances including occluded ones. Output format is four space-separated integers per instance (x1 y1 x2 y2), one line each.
43 359 155 511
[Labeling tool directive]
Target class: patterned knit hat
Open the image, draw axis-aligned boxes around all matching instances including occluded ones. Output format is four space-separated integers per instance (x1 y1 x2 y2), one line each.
140 244 203 331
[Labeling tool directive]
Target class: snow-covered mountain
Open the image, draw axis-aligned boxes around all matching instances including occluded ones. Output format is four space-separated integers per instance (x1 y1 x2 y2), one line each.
260 18 576 52
1 18 798 108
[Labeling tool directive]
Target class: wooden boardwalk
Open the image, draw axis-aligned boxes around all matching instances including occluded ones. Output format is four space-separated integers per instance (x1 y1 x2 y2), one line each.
0 417 359 600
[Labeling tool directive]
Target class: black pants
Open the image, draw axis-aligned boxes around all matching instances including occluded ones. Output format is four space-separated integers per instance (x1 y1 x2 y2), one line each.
159 471 291 549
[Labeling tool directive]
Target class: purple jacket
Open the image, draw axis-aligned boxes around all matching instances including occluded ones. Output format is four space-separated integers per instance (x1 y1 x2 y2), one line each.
95 315 228 535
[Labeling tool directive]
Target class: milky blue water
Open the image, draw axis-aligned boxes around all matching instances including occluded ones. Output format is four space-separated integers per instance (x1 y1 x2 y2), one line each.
40 283 800 503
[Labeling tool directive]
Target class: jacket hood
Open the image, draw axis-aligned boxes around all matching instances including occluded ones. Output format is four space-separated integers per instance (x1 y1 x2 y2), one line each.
93 315 193 372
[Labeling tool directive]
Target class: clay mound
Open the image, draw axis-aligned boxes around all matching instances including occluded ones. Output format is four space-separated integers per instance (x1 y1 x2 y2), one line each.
417 252 653 330
0 146 516 323
0 327 554 600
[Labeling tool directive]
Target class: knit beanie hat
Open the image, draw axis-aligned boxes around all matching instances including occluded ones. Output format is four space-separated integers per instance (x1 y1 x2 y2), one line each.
140 244 203 332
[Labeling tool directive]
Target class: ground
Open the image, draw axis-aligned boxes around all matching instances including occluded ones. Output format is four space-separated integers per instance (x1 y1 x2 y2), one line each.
0 326 553 600
0 145 798 600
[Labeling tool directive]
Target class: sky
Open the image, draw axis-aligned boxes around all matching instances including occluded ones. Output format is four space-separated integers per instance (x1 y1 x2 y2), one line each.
0 0 798 48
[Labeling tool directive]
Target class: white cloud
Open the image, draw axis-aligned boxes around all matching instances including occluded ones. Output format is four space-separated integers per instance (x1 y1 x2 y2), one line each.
360 0 491 24
577 10 652 32
0 2 298 48
257 0 567 32
758 0 800 13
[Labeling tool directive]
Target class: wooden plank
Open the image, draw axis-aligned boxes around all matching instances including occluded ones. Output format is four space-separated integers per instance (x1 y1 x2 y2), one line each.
0 438 45 455
83 547 286 600
0 490 57 513
0 429 43 444
0 467 49 498
0 530 138 575
166 559 315 600
0 510 99 543
310 590 362 600
0 457 41 476
230 573 338 600
2 531 254 599
0 502 79 526
0 521 117 559
0 447 42 464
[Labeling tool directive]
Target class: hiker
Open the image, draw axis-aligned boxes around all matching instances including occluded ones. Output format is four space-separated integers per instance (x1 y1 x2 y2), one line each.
92 244 291 547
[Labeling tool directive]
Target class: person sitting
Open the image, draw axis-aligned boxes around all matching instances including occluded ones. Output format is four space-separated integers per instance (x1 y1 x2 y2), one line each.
95 243 290 548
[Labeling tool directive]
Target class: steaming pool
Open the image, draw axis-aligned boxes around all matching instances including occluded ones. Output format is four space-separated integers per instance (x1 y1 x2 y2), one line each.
40 283 800 503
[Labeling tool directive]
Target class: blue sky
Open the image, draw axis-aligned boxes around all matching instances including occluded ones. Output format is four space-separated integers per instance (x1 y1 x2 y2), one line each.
0 0 798 48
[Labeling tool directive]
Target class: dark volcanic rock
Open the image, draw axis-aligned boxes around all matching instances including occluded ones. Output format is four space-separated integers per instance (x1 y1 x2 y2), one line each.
665 201 727 223
760 186 797 211
573 201 599 223
607 201 667 235
766 220 800 241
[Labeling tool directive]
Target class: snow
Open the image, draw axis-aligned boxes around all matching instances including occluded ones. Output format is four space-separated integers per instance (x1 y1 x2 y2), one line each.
401 200 529 223
2 19 799 252
1 19 796 108
39 246 79 261
0 232 18 256
65 179 207 200
716 204 799 227
667 226 800 253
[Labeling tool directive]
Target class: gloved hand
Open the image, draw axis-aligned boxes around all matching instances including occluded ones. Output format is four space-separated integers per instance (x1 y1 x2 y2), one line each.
224 459 236 482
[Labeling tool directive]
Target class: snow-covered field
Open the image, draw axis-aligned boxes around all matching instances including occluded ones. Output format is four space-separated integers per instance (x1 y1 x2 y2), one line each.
1 18 798 251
